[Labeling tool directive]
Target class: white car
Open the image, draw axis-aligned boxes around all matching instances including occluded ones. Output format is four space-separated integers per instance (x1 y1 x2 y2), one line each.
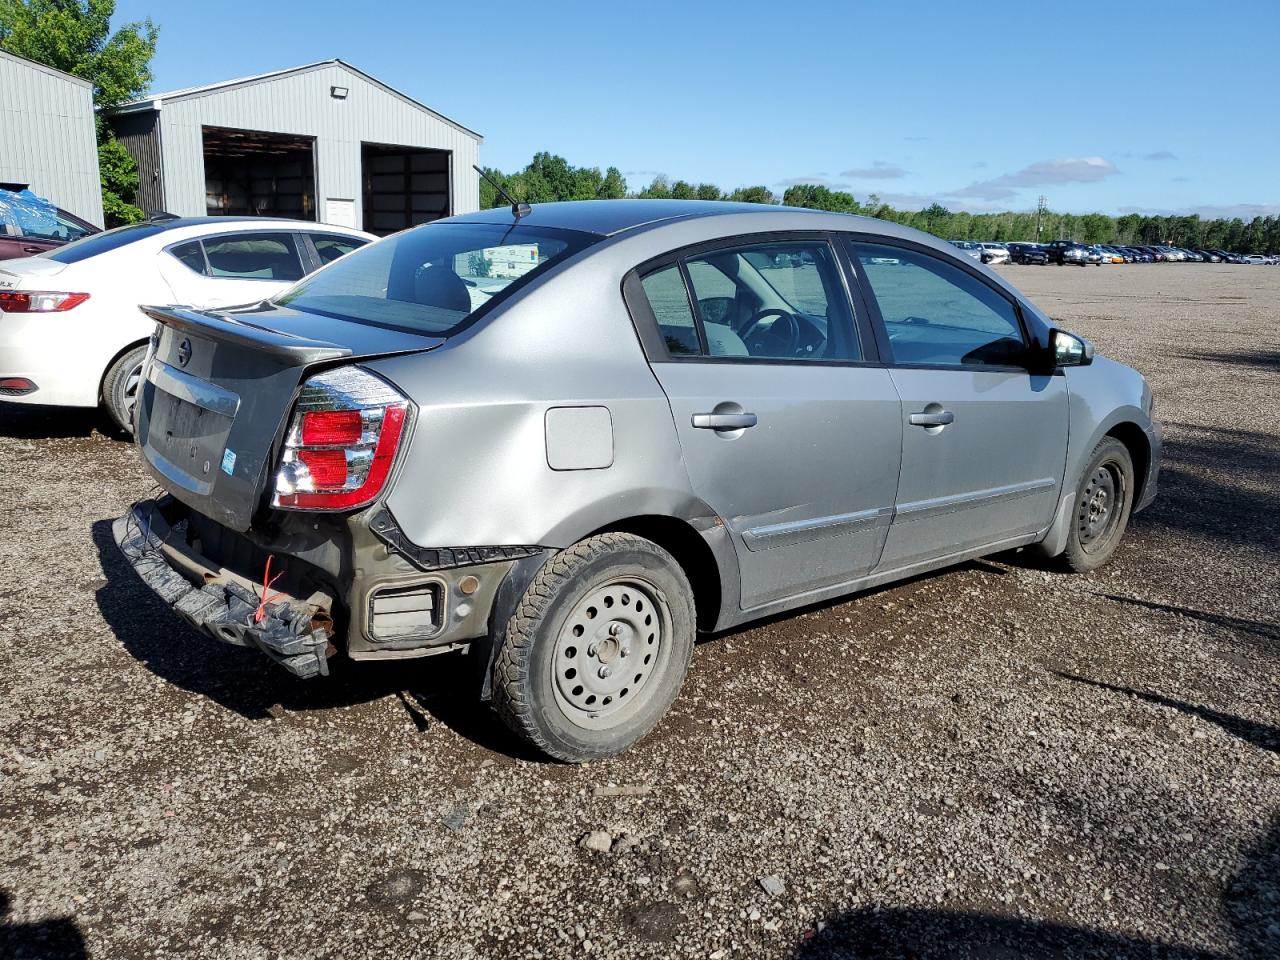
1241 254 1276 265
978 242 1010 264
0 217 373 431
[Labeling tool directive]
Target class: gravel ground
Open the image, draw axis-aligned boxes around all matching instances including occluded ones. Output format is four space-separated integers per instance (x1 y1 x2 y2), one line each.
1 263 1277 959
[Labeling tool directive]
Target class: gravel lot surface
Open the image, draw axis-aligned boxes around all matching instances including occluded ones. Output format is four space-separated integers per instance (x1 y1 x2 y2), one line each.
1 263 1276 959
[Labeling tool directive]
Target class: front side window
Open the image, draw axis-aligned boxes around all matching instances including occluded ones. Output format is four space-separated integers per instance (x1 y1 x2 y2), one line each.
852 242 1026 367
276 222 595 337
201 232 305 282
638 240 860 362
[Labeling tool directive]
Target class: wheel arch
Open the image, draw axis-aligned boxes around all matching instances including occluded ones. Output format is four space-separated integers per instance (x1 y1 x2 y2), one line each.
1104 420 1151 507
98 337 150 403
586 514 729 633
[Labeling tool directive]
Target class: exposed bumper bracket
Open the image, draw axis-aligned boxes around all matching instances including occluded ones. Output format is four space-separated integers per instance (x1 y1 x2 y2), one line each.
112 499 333 679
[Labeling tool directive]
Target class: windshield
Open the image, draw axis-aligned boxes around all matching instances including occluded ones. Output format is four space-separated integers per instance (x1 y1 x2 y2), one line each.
275 222 596 336
41 222 165 263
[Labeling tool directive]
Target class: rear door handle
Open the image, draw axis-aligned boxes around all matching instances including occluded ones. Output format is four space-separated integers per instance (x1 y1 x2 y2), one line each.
909 410 955 427
692 412 758 430
21 245 43 254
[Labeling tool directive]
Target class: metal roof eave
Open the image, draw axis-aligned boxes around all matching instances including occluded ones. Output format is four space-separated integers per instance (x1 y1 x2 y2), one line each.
102 59 482 142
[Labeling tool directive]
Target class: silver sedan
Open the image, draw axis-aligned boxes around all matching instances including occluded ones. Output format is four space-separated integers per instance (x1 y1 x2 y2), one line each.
113 200 1161 762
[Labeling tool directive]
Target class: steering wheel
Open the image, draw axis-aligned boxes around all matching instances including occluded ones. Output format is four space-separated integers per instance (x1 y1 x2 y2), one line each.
738 308 801 356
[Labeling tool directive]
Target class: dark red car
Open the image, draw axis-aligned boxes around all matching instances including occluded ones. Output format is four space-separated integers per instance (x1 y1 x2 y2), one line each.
0 186 98 260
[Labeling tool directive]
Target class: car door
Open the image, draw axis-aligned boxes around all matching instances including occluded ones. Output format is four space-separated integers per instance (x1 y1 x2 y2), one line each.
847 239 1068 571
159 231 308 307
630 236 902 610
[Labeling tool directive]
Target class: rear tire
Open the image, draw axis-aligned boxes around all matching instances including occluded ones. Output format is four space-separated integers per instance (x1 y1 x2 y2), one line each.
492 533 695 762
102 345 147 435
1061 438 1135 573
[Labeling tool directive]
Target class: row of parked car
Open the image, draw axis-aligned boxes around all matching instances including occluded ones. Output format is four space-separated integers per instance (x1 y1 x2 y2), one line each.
949 239 1279 267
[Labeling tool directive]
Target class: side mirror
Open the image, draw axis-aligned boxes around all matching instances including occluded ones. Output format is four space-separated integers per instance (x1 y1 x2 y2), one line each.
1051 329 1094 367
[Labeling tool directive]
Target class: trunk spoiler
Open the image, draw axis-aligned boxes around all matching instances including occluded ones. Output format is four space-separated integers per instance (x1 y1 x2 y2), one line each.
140 304 353 364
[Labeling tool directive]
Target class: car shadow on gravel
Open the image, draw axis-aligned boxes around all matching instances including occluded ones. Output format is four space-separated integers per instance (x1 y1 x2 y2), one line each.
89 520 544 762
1180 349 1280 372
0 890 87 960
795 818 1279 960
0 401 117 440
1132 422 1280 558
1055 671 1279 754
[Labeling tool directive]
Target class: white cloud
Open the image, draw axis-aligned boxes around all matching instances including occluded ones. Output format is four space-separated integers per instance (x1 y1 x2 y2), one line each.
948 156 1121 201
840 161 909 180
1118 202 1280 219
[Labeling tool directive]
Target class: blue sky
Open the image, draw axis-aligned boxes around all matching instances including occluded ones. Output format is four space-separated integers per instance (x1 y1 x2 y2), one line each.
114 0 1278 217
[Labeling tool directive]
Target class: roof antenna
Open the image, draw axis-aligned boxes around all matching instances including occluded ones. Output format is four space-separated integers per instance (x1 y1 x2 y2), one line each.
474 165 531 219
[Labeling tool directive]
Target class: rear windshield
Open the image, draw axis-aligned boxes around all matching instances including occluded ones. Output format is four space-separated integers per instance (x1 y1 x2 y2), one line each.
41 222 165 262
275 222 596 336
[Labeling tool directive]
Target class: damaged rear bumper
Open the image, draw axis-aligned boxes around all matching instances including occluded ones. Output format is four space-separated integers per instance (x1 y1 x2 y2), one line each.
112 499 335 679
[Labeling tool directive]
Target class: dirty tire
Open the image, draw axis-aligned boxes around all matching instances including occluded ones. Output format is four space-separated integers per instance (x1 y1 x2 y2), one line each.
102 345 148 435
492 533 695 763
1061 437 1135 573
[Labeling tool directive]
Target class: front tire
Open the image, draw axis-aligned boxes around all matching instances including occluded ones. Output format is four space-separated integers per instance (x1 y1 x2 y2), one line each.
102 345 147 435
1061 438 1135 573
492 533 696 762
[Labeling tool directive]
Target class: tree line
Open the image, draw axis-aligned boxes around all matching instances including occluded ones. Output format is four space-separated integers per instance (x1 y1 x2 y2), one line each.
481 153 1280 254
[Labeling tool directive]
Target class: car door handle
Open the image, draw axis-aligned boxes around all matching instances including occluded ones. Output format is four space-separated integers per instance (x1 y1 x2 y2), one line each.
909 410 955 427
21 245 43 254
692 412 758 430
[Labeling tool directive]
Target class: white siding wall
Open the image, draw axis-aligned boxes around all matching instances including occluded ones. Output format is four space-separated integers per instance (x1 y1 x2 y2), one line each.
156 64 479 228
0 52 104 227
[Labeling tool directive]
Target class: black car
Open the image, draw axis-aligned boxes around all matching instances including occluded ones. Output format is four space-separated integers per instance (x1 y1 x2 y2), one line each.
1006 242 1049 264
1195 249 1223 263
1045 240 1091 266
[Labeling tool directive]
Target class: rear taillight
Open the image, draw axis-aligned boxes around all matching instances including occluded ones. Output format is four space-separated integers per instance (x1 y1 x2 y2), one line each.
271 367 411 511
0 291 90 313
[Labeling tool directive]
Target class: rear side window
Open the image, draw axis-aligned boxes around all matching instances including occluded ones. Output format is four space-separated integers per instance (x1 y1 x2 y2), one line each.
639 265 700 356
201 232 305 281
852 242 1026 367
312 233 368 264
169 240 206 274
41 223 165 263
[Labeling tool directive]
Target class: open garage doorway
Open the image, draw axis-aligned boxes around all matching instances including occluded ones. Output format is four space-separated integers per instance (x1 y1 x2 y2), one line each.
202 126 316 220
362 143 450 236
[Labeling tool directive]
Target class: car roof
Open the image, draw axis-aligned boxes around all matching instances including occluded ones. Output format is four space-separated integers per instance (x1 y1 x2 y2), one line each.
144 216 365 234
441 199 839 237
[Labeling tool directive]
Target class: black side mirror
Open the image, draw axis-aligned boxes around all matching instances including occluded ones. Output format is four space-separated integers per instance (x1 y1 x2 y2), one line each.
1051 329 1094 367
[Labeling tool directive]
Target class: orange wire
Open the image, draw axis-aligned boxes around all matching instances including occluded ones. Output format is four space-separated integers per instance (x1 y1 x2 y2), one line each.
253 554 286 623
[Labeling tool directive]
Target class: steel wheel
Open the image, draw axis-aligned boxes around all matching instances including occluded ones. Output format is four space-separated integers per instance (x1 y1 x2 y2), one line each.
551 576 671 731
1076 461 1125 553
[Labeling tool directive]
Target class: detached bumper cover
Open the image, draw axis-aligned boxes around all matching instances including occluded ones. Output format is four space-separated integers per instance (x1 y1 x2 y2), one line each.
112 499 333 678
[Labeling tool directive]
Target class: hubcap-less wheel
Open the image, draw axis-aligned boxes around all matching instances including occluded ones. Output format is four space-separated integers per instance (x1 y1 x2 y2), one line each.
1077 462 1125 552
552 577 670 730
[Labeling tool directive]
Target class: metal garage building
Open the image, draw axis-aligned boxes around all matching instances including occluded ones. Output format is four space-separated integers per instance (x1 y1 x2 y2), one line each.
106 60 482 235
0 49 105 227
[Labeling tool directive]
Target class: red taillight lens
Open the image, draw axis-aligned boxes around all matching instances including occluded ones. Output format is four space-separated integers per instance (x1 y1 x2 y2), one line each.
300 409 363 446
272 367 411 512
0 291 90 312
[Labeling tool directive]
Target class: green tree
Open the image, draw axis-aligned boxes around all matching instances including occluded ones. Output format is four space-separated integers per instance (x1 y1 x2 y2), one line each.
725 185 777 205
0 0 158 224
781 184 860 213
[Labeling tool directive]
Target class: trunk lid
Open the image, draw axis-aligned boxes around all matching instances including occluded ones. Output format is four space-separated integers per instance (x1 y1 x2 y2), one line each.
137 302 442 532
0 256 70 286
